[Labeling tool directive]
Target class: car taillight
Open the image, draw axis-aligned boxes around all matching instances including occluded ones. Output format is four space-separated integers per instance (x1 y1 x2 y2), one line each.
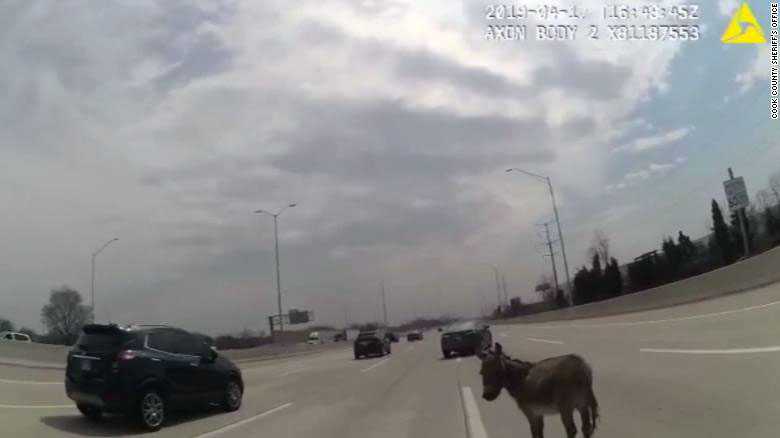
117 350 136 361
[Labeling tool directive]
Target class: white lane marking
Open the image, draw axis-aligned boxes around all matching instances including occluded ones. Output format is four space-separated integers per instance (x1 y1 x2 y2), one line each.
195 402 293 438
456 358 462 363
641 346 780 355
407 345 415 352
526 337 564 345
460 387 489 438
534 298 780 329
0 404 75 409
498 333 508 338
277 366 309 377
360 357 391 373
0 378 61 385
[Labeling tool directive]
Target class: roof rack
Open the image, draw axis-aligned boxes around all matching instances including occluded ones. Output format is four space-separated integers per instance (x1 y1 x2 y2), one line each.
128 323 171 329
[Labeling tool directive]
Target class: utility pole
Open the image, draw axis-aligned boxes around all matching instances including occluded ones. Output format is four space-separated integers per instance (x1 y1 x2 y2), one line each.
543 222 561 296
506 169 572 303
380 281 388 326
491 266 502 312
501 274 509 308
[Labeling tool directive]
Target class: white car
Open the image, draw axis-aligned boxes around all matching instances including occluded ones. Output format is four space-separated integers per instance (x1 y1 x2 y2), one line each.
0 331 32 343
307 331 322 345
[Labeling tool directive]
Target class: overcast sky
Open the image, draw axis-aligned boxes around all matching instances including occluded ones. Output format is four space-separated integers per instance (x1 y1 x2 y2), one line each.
0 0 776 335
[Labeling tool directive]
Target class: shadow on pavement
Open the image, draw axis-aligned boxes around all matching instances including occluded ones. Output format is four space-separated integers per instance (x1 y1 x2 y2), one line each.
40 410 219 436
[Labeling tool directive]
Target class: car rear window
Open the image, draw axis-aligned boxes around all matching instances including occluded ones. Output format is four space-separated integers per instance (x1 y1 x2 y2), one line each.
76 332 125 350
357 332 377 340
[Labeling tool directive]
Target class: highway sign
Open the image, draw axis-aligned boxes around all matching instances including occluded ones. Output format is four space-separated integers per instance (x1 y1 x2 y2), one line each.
724 177 749 211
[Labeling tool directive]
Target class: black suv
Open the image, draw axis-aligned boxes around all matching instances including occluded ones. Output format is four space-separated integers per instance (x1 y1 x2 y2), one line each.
353 330 391 359
66 324 243 431
440 321 492 359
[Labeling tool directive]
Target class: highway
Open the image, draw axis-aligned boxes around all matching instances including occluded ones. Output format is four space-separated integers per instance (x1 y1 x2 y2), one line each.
4 280 780 437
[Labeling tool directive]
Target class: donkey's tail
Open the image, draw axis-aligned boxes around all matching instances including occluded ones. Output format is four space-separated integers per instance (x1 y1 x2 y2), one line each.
587 386 600 430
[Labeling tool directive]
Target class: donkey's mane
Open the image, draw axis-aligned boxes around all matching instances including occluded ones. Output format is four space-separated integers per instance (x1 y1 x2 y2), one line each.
503 354 533 369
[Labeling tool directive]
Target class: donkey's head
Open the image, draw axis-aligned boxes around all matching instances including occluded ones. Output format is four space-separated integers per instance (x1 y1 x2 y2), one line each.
478 342 507 401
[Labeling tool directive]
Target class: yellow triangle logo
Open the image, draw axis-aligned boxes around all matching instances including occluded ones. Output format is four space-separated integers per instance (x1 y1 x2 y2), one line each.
721 2 766 44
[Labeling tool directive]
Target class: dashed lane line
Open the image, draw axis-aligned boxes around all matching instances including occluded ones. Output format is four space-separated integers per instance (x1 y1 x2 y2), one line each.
0 378 61 385
526 337 564 345
360 357 391 373
194 402 293 438
0 404 74 409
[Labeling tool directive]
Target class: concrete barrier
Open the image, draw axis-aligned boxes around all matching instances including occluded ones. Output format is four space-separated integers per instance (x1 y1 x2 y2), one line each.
500 245 780 324
0 338 350 370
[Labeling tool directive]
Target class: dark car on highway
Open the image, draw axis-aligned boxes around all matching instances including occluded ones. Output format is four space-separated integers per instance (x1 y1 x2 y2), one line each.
406 331 423 342
440 321 492 359
385 331 399 343
66 323 243 431
354 330 391 359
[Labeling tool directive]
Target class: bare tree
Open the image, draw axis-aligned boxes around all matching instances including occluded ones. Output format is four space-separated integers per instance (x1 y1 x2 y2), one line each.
535 275 555 303
41 286 92 345
588 230 610 263
0 317 13 332
756 189 775 210
769 171 780 204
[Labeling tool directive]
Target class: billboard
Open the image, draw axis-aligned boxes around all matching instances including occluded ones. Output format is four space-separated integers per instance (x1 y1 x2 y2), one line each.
288 309 312 324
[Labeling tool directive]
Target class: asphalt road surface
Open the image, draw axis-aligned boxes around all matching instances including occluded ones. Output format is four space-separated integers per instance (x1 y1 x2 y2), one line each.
4 281 780 437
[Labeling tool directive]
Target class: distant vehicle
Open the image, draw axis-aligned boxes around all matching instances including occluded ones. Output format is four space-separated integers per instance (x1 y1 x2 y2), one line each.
354 330 391 359
406 331 423 342
385 332 399 343
333 332 346 342
307 331 323 345
65 324 243 431
440 321 492 359
0 331 32 343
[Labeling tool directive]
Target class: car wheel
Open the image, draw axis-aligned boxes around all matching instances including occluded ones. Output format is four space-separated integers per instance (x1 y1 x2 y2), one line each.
137 389 165 431
443 350 451 359
77 404 102 421
223 379 243 412
354 353 361 360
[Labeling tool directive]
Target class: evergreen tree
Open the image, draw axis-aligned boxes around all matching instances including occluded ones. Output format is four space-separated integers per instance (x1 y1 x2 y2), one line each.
603 257 623 298
677 230 697 260
662 236 683 279
765 206 780 239
729 209 752 257
710 200 736 265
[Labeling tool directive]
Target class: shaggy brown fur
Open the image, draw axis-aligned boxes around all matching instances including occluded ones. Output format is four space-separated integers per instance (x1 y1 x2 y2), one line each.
478 343 599 438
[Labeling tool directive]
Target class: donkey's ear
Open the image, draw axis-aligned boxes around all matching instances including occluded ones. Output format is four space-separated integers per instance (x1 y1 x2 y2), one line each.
494 342 503 355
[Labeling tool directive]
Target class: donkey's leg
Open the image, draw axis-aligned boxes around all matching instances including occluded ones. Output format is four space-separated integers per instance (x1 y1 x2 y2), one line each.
578 406 593 438
560 408 577 438
522 408 544 438
529 415 544 438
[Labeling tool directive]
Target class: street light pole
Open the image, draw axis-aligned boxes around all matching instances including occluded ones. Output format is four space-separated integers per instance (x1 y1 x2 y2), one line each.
491 265 502 311
255 203 297 333
506 168 572 303
91 238 118 322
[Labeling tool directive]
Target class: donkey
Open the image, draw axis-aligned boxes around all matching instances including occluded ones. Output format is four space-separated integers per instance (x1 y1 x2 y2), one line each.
477 343 599 438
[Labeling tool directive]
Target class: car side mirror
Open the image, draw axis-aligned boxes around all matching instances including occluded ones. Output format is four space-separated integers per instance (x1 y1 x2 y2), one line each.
202 346 218 363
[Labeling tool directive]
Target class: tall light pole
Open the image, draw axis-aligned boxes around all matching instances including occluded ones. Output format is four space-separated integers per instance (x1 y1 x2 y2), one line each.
91 237 118 322
255 203 297 333
490 265 502 311
380 280 388 326
506 168 572 303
